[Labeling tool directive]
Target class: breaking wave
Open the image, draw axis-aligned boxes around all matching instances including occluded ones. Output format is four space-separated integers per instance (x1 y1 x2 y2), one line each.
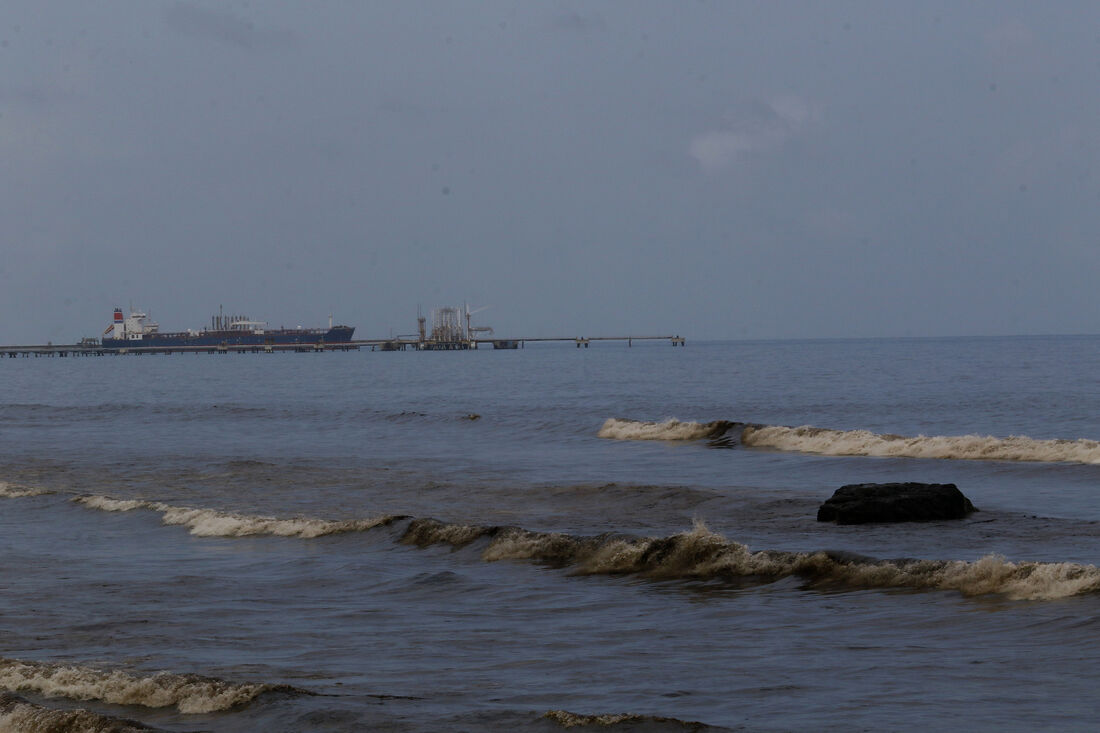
740 424 1100 464
401 519 1100 601
544 709 712 729
37 493 1100 600
73 495 404 538
0 692 159 732
0 481 51 498
0 657 304 714
598 418 737 441
600 417 1100 464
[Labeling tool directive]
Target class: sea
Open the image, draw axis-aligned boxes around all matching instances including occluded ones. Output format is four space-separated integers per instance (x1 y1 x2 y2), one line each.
2 336 1100 732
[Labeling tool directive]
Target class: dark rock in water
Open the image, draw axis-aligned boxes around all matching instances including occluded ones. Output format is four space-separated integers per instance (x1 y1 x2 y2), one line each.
817 482 977 524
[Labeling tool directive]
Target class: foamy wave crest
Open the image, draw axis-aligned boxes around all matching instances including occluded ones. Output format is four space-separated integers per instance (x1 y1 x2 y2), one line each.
544 709 712 729
0 657 303 714
73 495 402 538
76 496 150 512
741 425 1100 464
598 418 735 441
157 507 396 538
402 519 1100 600
0 692 159 732
0 481 51 498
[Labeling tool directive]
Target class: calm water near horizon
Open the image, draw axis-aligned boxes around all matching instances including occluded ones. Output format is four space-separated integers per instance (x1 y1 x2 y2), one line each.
2 336 1099 731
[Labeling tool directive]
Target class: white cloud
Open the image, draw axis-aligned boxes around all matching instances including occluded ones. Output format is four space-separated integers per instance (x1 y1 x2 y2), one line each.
689 94 820 172
768 94 819 128
688 129 780 172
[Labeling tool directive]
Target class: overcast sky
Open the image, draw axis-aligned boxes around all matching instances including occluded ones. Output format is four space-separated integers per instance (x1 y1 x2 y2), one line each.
3 1 1099 342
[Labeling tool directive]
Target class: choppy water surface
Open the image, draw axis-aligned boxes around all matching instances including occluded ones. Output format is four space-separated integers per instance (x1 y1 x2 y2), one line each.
2 337 1100 731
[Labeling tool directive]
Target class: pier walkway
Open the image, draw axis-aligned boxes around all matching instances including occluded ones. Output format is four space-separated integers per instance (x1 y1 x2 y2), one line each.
0 335 684 358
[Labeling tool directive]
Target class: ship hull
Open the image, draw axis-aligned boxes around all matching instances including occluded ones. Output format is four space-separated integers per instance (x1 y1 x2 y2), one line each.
102 326 354 349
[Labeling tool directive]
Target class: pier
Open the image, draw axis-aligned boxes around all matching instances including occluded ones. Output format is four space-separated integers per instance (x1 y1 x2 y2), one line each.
3 304 682 357
0 335 684 358
367 335 685 351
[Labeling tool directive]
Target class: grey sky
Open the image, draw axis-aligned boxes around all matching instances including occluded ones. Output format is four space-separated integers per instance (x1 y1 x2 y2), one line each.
2 1 1099 343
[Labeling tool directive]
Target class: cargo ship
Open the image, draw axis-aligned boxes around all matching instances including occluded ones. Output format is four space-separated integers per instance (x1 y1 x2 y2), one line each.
101 308 354 348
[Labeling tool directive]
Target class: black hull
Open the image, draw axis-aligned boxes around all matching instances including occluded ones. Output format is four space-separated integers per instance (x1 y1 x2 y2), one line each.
102 326 354 349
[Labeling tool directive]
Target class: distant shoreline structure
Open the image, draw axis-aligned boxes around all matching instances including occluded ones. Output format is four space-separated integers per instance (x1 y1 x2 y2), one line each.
0 303 683 356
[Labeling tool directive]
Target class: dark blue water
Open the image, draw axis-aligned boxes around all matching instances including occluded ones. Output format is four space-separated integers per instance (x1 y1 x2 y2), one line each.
2 338 1099 731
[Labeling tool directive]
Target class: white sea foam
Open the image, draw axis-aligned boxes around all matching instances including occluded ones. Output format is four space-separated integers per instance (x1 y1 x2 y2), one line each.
740 424 1100 464
600 417 1100 464
158 506 391 538
76 496 151 512
0 657 294 714
597 418 732 441
0 481 50 498
73 495 396 538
